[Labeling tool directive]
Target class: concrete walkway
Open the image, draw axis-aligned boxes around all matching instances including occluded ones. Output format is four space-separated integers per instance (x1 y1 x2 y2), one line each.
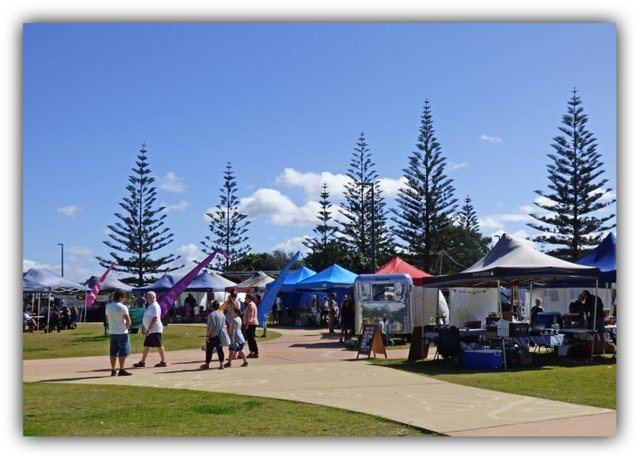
22 327 616 437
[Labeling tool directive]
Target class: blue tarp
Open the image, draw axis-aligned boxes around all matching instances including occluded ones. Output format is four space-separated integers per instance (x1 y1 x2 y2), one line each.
576 232 616 283
23 268 86 292
294 264 357 290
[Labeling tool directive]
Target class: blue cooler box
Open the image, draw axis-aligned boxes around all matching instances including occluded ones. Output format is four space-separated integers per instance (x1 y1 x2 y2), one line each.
463 349 503 370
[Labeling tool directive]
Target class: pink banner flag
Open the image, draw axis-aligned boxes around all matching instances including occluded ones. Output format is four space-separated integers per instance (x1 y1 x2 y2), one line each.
86 263 115 308
158 250 232 318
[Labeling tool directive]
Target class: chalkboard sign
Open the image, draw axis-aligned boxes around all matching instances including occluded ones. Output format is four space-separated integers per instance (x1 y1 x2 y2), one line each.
357 324 387 359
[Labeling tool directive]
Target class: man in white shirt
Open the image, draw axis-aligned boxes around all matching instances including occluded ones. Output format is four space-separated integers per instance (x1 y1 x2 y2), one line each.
105 291 132 376
132 291 168 368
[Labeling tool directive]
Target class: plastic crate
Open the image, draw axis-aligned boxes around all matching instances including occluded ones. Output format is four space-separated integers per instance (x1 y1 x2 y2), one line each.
463 349 503 370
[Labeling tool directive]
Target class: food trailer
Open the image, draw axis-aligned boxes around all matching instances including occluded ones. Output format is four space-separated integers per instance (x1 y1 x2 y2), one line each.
354 273 448 338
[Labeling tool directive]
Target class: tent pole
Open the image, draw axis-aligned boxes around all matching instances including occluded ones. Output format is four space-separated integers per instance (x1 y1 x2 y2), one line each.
47 289 52 331
528 283 533 321
591 280 599 362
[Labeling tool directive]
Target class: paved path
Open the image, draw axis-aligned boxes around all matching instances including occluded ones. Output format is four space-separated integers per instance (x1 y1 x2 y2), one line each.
23 327 616 437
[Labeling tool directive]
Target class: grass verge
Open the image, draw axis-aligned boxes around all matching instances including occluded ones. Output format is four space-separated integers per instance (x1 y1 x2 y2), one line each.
22 382 437 437
370 353 616 409
23 323 281 360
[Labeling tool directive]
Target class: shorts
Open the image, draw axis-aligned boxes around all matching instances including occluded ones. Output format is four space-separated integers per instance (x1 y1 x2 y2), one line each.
229 342 245 352
143 332 163 348
110 334 131 357
596 318 605 335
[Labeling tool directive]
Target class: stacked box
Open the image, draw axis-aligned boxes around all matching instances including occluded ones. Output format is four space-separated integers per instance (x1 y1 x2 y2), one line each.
463 349 503 370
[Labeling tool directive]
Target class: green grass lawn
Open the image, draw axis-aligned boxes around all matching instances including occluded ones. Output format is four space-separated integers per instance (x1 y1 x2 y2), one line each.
22 323 281 360
370 353 616 409
22 382 436 437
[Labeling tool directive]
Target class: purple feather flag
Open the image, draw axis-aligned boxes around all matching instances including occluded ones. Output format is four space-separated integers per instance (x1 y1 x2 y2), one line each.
86 263 115 308
158 250 232 318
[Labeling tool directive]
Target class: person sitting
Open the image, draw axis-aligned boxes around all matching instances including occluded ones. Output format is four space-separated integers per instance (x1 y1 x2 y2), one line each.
530 297 544 323
24 309 37 332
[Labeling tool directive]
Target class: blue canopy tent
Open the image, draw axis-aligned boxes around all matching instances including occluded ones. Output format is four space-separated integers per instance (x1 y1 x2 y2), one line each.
131 274 179 295
294 264 358 320
294 264 358 290
186 271 236 292
131 272 237 322
264 266 317 319
576 232 616 284
23 268 86 291
83 275 134 293
23 268 87 328
274 266 317 292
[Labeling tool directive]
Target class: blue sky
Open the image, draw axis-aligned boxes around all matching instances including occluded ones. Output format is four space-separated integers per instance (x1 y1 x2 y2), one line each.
22 22 617 283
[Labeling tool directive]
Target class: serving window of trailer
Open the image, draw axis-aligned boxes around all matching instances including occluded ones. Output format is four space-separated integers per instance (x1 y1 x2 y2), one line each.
364 283 396 301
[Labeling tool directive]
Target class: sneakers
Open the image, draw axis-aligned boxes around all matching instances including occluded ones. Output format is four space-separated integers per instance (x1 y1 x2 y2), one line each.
241 362 248 367
200 364 209 370
223 363 231 368
111 369 117 376
132 361 146 368
118 369 132 376
154 361 167 368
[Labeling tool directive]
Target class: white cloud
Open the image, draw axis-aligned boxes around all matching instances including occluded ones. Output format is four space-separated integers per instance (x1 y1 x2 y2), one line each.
588 188 617 201
479 216 502 231
239 188 319 226
161 200 189 213
159 172 186 193
276 167 350 200
448 161 469 172
273 236 312 257
276 167 409 203
23 259 54 273
378 177 407 198
66 246 92 256
480 134 502 144
479 212 533 231
533 196 556 208
171 243 203 276
57 205 80 217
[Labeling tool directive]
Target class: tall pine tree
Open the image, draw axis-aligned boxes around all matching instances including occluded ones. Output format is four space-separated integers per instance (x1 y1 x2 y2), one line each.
528 88 615 260
339 132 394 273
458 195 480 231
392 99 458 273
303 183 344 272
97 144 182 286
201 162 251 271
435 196 490 274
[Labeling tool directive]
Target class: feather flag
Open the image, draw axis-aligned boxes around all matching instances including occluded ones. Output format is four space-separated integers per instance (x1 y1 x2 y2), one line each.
157 250 232 318
86 263 115 308
257 251 300 327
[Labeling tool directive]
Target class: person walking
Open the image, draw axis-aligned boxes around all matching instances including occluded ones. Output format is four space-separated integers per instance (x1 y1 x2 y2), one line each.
133 291 168 368
201 300 230 370
105 291 132 376
328 292 338 333
243 294 260 358
339 294 355 342
224 305 249 368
